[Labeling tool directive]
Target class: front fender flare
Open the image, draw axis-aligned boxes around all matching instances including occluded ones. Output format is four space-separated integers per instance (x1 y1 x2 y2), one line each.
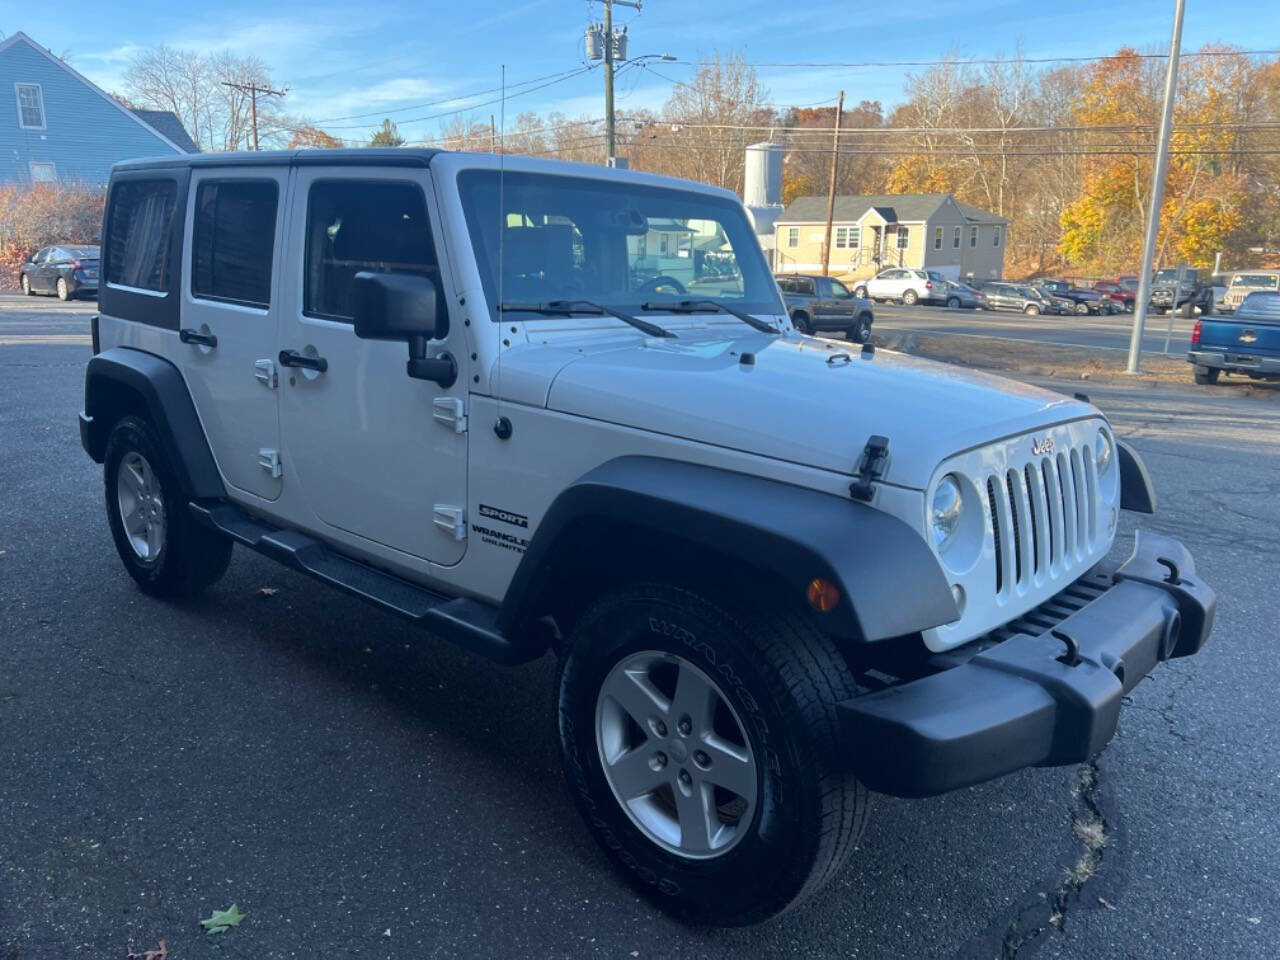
497 456 958 644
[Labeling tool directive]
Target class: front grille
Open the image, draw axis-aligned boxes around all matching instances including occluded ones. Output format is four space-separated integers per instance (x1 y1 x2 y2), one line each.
985 441 1098 597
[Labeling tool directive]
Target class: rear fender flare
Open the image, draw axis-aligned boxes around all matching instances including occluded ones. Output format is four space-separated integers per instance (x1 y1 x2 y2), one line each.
82 347 225 501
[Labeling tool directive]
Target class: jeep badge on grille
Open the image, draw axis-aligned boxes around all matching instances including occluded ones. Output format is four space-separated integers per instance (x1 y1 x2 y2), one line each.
1032 436 1055 456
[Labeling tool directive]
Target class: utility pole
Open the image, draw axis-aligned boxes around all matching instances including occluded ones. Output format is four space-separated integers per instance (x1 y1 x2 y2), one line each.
588 0 640 165
820 90 845 277
1126 0 1185 374
221 80 287 151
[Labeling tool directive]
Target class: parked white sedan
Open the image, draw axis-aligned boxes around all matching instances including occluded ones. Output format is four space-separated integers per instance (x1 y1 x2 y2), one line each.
853 267 939 306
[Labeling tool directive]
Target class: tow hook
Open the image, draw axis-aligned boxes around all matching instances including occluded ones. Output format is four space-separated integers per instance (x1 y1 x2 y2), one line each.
1052 629 1082 667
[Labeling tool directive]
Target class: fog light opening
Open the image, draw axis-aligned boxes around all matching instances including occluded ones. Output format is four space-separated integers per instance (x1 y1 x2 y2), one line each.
806 578 840 613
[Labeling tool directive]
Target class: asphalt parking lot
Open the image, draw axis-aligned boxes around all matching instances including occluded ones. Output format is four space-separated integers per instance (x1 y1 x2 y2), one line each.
1 301 1277 959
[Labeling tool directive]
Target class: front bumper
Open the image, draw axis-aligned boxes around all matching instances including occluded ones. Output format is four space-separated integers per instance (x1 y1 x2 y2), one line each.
1188 349 1280 376
839 531 1215 798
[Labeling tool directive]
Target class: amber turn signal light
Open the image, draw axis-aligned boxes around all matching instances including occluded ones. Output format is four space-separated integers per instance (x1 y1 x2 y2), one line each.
806 578 840 613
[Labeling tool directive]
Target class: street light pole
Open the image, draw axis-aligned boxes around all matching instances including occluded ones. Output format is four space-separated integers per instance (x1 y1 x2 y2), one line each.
1126 0 1186 374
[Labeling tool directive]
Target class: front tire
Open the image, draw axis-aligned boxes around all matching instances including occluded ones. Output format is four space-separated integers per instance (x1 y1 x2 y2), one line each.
21 273 32 296
1023 303 1041 316
791 312 811 335
1074 301 1090 315
556 584 868 926
103 415 233 598
946 296 961 309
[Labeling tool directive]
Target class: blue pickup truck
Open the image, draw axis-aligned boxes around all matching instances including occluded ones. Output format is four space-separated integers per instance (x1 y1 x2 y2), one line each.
1188 290 1280 384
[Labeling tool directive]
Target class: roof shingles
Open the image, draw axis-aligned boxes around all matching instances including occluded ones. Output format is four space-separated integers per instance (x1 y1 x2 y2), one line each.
777 192 1008 225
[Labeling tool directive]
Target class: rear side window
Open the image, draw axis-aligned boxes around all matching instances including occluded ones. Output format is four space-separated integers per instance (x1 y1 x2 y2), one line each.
106 180 177 292
192 180 279 307
304 180 437 322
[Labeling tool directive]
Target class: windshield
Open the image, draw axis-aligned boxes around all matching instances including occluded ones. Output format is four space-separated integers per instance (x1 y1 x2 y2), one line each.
1232 274 1278 289
457 170 783 320
67 246 99 259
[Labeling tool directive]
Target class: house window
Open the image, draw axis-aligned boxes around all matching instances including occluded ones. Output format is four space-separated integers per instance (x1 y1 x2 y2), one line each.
953 226 961 249
192 180 279 308
897 226 910 250
970 225 979 248
304 179 438 322
833 225 861 250
29 162 56 183
934 226 943 250
659 235 669 255
787 226 799 248
105 179 178 292
993 225 1002 248
15 83 45 129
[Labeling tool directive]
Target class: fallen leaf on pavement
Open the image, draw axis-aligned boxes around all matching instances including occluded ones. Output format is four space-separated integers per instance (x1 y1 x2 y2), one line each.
1098 896 1118 911
257 586 279 596
127 939 167 959
200 904 245 934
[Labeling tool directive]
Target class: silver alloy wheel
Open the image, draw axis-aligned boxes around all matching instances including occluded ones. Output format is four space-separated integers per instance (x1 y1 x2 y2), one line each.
57 277 68 300
595 650 757 859
116 452 165 562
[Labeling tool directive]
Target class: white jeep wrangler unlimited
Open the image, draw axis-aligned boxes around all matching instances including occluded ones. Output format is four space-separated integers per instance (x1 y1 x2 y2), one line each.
80 149 1215 926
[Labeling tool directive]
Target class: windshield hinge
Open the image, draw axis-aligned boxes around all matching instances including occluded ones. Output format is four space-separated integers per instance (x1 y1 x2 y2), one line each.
433 505 467 540
849 435 889 502
432 397 467 434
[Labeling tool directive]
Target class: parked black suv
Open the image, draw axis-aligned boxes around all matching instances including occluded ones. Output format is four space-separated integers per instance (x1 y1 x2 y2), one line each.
1150 268 1214 317
776 273 874 341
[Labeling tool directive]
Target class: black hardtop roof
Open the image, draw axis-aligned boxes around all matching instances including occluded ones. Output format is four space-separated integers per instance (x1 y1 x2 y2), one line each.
113 147 443 173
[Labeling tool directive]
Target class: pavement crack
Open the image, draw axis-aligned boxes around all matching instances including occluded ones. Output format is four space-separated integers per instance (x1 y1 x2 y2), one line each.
998 758 1110 958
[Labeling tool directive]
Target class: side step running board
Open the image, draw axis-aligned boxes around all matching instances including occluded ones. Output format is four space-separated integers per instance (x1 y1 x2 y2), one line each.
189 501 537 665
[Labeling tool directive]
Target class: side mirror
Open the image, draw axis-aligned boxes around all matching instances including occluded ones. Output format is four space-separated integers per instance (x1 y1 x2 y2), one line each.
351 271 456 387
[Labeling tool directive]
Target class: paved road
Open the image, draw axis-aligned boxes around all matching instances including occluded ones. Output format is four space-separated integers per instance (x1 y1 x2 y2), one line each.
868 300 1199 355
1 321 1277 958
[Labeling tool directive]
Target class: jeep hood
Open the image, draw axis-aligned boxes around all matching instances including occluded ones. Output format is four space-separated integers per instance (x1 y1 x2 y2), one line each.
507 331 1093 490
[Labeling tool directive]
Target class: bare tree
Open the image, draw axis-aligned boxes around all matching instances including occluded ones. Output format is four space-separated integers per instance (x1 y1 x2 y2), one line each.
125 46 286 152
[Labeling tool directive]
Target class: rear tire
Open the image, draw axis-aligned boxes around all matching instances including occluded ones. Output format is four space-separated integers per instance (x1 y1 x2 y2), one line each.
56 277 69 301
853 285 868 299
1179 299 1196 318
846 314 872 342
902 289 919 306
103 415 232 598
791 312 811 335
1193 366 1220 385
556 584 869 926
946 296 961 309
1074 302 1090 315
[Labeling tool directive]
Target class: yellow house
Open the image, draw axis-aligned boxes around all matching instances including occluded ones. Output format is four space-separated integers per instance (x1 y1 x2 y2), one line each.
773 193 1010 283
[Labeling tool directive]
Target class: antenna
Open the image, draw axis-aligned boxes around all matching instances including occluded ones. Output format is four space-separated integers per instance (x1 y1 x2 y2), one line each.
494 65 510 439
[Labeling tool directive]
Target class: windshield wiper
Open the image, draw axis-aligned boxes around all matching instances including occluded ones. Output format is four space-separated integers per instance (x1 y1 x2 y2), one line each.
500 300 675 338
640 298 780 335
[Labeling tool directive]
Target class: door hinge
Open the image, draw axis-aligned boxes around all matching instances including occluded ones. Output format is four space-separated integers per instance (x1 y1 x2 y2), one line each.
432 396 467 434
254 358 278 389
433 505 467 541
258 448 283 479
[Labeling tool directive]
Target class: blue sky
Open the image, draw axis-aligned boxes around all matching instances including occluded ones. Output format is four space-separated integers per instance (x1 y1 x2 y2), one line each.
4 0 1279 145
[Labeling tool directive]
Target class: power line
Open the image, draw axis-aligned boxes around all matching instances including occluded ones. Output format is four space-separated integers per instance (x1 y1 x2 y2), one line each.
307 66 597 124
658 48 1280 70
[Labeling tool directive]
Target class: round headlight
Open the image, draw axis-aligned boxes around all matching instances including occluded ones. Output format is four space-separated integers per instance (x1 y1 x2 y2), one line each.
931 475 963 549
1095 429 1114 474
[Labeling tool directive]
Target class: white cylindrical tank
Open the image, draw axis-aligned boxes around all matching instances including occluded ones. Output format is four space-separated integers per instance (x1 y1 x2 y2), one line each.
743 142 783 208
612 26 628 61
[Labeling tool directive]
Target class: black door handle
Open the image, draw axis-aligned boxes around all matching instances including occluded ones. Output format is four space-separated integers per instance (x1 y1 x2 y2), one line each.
179 328 217 347
278 349 328 373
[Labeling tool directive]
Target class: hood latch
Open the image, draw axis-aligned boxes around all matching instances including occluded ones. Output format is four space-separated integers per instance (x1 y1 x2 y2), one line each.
850 435 890 502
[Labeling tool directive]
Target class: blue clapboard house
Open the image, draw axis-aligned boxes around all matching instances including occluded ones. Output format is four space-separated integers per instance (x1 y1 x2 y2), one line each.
0 31 196 187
